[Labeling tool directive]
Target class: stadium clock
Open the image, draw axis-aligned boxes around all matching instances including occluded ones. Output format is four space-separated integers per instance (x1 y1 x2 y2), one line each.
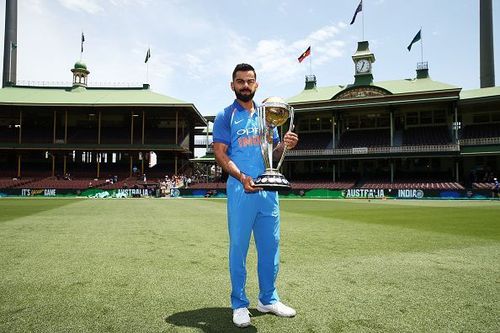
356 59 371 73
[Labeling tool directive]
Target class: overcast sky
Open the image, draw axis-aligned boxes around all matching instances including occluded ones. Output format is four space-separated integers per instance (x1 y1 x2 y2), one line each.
1 0 499 116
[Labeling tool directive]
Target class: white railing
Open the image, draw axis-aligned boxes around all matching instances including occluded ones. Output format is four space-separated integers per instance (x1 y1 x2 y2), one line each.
459 137 500 146
194 137 213 145
288 144 460 156
15 80 143 88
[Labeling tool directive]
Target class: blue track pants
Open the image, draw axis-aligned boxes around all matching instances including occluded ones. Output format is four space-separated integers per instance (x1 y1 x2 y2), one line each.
227 178 280 309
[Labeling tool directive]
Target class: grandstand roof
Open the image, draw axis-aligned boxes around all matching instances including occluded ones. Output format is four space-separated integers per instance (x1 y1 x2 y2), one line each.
0 84 207 125
0 85 187 106
459 86 500 102
287 77 460 104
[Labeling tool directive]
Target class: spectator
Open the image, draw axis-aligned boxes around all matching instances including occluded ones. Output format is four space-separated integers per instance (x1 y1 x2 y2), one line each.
493 177 499 199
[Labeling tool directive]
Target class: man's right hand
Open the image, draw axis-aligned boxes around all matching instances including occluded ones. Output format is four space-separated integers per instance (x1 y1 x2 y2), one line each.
240 173 262 192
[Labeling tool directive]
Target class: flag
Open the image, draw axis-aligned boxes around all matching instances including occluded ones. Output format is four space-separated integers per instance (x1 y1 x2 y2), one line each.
298 46 311 63
81 33 85 53
350 0 363 25
145 48 151 63
407 29 422 51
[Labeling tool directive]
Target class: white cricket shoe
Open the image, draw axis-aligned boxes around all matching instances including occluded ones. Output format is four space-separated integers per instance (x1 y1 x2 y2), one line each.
232 307 251 328
257 300 296 317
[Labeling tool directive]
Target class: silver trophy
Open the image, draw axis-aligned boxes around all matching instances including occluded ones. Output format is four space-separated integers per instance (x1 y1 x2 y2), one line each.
254 97 295 191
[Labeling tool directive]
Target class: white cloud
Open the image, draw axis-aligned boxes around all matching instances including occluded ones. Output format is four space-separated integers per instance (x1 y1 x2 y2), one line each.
58 0 104 14
308 25 341 42
109 0 152 6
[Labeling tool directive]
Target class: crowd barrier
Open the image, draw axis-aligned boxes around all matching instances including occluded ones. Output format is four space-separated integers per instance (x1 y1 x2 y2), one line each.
1 187 494 199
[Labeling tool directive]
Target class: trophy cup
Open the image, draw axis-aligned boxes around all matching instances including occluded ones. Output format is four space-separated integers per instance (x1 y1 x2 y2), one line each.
254 97 295 191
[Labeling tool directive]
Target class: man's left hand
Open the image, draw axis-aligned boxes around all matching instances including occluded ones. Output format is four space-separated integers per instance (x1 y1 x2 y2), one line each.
283 131 299 149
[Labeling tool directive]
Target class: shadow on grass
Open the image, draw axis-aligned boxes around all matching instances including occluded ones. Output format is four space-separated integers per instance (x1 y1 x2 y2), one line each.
0 198 81 224
165 307 265 332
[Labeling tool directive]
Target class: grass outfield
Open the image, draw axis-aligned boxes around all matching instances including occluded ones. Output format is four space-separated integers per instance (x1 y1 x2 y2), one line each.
0 199 499 333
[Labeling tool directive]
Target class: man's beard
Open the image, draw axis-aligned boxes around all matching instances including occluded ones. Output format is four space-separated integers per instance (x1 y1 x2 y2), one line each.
235 89 255 102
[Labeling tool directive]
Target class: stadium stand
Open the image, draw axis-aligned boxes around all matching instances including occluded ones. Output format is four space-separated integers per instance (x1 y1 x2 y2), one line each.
0 178 36 189
12 177 107 189
461 123 500 139
403 126 451 146
189 182 227 190
295 132 333 150
360 180 464 190
472 182 495 190
100 128 130 144
66 128 98 144
291 180 355 189
0 127 18 142
337 129 390 149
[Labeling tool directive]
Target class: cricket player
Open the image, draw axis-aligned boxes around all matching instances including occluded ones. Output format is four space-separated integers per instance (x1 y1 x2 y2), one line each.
213 63 299 328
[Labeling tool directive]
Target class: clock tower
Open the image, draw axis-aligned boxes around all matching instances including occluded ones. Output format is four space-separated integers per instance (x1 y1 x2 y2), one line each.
352 41 375 85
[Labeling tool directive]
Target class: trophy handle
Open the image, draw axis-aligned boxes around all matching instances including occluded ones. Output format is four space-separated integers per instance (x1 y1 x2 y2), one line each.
276 145 288 170
276 106 294 170
257 105 272 169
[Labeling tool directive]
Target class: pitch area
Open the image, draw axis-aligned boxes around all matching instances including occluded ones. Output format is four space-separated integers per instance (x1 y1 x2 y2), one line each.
0 198 499 332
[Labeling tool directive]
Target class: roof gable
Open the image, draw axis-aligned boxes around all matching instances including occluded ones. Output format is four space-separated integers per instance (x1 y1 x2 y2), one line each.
287 78 460 104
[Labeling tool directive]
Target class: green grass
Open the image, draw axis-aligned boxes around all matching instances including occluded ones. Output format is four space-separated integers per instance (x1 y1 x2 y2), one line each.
0 198 499 333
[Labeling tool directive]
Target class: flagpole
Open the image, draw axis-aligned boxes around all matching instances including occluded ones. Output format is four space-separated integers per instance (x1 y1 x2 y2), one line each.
80 31 83 61
146 46 150 83
362 0 365 40
309 48 312 75
420 27 424 63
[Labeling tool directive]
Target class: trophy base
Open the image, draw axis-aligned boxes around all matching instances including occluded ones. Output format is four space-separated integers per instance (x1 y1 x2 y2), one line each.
254 171 291 192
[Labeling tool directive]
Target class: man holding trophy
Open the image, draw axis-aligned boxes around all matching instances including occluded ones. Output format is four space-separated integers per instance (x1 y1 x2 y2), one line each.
213 63 299 328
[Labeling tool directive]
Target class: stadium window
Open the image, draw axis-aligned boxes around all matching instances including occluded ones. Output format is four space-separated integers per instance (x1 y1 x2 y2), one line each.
346 115 359 129
298 118 309 131
320 117 331 130
420 111 433 124
491 113 500 122
433 110 446 123
360 116 376 128
406 112 418 125
82 152 86 162
473 113 490 123
310 117 321 131
112 153 117 163
377 115 390 127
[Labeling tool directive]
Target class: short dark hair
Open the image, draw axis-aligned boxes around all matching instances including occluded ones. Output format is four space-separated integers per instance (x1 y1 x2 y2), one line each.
232 63 256 80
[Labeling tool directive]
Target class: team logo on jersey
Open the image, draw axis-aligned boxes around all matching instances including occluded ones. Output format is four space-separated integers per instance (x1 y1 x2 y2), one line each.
236 127 259 136
236 126 260 147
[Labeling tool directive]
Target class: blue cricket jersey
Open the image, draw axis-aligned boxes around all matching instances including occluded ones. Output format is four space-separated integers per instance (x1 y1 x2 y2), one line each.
213 100 279 180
